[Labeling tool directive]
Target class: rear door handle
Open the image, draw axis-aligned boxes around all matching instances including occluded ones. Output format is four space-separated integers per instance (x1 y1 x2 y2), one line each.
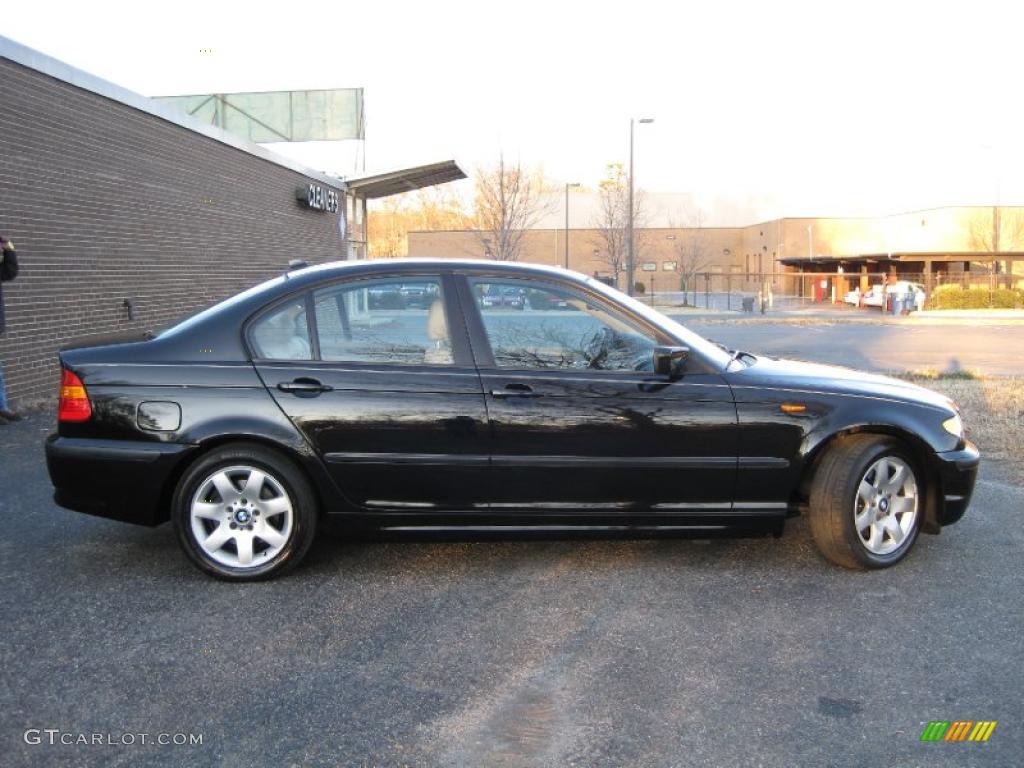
277 377 334 396
490 383 540 399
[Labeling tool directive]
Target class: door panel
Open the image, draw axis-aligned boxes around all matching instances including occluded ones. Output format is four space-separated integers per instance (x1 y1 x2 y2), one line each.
256 364 490 509
460 274 738 510
481 370 738 508
251 273 490 510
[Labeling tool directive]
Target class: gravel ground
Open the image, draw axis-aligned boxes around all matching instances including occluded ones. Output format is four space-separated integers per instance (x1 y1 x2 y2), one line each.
1 412 1021 767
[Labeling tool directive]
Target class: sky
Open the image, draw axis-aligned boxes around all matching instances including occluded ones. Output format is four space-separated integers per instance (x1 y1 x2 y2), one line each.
5 0 1024 225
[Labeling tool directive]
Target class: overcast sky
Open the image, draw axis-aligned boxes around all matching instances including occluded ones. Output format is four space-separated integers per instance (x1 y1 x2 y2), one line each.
5 0 1023 224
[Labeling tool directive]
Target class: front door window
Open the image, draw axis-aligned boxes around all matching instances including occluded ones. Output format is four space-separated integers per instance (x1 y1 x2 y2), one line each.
470 279 657 372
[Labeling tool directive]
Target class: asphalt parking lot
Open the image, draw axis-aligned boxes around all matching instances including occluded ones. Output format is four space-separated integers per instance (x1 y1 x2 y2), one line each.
677 319 1024 377
1 412 1021 768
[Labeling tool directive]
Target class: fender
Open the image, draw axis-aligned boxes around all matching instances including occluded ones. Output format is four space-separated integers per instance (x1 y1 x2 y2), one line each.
728 368 959 512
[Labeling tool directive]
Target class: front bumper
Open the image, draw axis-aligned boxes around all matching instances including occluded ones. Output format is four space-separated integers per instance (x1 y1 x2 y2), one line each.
45 435 194 526
933 439 980 527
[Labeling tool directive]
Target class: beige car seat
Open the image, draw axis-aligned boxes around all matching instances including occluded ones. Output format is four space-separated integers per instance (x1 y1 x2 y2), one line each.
423 298 453 365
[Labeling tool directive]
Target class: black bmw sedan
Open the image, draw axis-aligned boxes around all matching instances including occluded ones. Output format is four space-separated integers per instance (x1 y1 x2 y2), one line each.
45 259 979 580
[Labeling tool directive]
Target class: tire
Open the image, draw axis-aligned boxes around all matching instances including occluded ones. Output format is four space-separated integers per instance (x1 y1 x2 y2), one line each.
808 434 923 569
172 442 318 581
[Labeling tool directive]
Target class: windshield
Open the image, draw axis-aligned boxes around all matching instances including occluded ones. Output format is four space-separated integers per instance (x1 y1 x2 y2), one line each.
585 277 733 370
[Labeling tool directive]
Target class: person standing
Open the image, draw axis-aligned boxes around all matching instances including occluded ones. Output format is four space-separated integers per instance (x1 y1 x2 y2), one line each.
0 233 21 423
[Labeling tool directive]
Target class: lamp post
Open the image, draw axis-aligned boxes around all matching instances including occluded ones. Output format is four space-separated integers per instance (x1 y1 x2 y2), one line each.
627 117 654 295
564 182 580 269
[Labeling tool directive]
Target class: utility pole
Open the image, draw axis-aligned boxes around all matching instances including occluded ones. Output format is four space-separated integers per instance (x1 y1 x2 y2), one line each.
564 182 580 269
627 117 653 294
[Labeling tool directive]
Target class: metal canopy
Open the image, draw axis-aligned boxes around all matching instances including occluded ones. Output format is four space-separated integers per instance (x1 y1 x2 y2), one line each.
346 160 466 199
781 251 1024 268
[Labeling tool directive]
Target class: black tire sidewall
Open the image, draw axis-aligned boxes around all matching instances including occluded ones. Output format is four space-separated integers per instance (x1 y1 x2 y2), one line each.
172 445 316 581
842 441 923 568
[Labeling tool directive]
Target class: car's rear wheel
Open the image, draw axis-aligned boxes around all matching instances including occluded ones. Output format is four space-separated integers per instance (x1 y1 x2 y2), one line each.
172 443 317 581
808 434 922 569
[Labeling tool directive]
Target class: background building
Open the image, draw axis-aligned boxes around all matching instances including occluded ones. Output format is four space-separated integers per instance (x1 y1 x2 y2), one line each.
0 36 462 405
407 205 1024 298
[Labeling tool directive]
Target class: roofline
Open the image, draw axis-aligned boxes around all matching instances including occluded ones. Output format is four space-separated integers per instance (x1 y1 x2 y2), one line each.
277 257 594 283
405 204 1024 237
407 226 746 235
349 257 586 274
754 205 1024 227
0 34 346 190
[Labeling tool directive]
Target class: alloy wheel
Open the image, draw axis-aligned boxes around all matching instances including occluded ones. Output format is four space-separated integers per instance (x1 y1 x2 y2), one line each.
854 456 918 556
189 465 294 568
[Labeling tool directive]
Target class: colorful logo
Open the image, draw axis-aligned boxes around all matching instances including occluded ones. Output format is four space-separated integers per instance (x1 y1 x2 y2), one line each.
920 720 997 742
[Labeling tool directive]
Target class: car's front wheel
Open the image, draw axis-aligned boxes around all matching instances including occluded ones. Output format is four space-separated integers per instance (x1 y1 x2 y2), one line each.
808 434 922 569
172 443 317 581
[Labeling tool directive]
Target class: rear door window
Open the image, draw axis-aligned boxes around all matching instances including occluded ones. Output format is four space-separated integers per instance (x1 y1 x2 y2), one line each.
313 277 452 365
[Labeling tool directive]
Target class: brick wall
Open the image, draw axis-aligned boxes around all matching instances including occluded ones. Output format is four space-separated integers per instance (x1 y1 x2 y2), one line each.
0 57 347 406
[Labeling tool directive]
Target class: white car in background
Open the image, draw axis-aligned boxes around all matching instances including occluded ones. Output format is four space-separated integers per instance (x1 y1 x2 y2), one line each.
845 282 926 311
844 285 886 307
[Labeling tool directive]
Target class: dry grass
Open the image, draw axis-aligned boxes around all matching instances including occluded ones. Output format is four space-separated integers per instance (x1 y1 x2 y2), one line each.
898 373 1024 484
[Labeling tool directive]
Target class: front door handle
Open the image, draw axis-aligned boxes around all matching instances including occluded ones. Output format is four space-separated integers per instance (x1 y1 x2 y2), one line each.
490 383 540 399
277 377 334 397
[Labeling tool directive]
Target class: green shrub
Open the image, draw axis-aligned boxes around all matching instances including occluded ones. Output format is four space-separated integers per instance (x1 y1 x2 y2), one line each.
928 284 1024 309
633 281 646 294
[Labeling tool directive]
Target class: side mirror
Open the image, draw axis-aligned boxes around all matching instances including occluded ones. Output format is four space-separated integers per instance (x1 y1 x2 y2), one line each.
654 345 689 379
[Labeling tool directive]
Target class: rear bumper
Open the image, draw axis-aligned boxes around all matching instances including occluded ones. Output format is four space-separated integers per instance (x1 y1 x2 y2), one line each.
45 435 194 526
933 440 980 527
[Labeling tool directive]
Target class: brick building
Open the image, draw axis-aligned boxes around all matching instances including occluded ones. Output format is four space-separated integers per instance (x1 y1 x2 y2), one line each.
0 36 461 406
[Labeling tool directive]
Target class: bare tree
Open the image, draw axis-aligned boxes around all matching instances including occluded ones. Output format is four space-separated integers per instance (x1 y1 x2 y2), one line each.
966 208 1024 250
590 163 648 289
966 207 1024 287
669 208 714 305
472 154 553 261
367 186 470 258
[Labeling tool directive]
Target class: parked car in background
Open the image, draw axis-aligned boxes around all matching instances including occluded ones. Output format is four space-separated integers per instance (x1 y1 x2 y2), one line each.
45 259 977 580
848 282 927 311
527 288 573 310
398 282 439 308
861 285 886 308
480 284 525 309
368 285 405 309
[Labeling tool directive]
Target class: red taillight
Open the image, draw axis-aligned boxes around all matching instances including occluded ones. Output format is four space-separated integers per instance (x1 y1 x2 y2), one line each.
58 368 92 422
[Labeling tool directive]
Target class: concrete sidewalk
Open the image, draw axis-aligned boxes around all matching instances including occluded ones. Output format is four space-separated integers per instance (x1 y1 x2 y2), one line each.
659 305 1024 325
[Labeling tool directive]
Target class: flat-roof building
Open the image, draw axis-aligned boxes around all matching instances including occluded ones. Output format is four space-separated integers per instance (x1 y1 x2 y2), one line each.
0 36 463 405
407 205 1024 296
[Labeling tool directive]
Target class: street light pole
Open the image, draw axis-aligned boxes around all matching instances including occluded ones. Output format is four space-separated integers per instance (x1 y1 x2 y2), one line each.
564 182 580 269
627 117 653 295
